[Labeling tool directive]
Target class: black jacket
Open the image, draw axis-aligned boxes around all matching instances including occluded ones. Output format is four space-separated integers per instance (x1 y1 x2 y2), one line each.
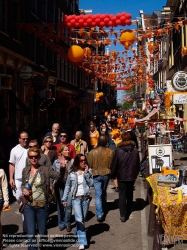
111 140 140 181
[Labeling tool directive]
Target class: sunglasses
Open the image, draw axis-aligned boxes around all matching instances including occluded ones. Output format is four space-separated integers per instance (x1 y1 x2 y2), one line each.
45 140 52 143
60 135 67 138
80 159 86 162
28 155 39 159
20 138 29 141
29 145 37 148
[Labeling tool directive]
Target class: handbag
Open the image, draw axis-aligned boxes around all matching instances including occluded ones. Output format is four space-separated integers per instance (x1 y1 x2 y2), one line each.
19 168 40 213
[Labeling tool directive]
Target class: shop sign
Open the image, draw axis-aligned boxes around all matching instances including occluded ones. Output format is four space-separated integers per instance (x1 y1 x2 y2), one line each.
19 65 33 80
172 71 187 91
173 94 187 104
32 75 46 91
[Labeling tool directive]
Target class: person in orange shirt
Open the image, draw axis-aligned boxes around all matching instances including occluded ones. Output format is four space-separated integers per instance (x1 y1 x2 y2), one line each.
128 116 135 129
117 116 124 129
87 122 99 151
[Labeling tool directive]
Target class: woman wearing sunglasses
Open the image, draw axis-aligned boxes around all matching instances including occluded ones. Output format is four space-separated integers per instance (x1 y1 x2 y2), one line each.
62 154 93 250
41 136 57 164
52 144 74 232
21 147 65 250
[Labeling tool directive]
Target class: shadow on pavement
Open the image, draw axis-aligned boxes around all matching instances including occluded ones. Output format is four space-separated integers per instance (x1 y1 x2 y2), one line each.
2 225 27 249
133 198 148 212
86 223 110 247
85 210 95 222
47 215 58 229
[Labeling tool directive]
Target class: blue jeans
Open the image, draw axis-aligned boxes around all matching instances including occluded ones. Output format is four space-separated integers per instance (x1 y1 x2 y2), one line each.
93 175 110 217
55 181 72 228
72 197 90 246
23 204 49 250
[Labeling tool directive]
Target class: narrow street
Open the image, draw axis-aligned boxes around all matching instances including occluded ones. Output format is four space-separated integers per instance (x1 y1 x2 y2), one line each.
2 152 187 250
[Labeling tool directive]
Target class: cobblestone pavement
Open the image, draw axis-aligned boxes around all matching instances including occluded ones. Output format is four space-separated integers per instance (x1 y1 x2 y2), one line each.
2 150 187 250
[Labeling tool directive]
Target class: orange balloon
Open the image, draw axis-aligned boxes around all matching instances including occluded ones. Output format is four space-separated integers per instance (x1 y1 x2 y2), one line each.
120 30 136 47
68 45 84 62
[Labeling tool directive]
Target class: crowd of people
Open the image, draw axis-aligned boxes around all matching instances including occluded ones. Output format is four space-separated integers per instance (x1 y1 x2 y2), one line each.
0 110 141 250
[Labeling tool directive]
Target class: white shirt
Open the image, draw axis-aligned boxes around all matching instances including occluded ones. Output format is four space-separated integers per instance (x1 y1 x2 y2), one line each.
9 144 28 180
76 172 84 196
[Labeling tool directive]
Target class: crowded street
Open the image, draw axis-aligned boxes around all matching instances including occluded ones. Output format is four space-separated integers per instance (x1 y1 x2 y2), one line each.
1 0 187 250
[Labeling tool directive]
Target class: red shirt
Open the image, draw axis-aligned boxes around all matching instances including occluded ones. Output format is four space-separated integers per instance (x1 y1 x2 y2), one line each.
55 143 76 159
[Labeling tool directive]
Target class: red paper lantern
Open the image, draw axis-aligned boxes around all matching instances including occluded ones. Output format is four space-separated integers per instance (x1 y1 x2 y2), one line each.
125 19 131 25
95 18 100 25
100 21 105 27
87 18 92 25
79 19 84 26
108 21 113 26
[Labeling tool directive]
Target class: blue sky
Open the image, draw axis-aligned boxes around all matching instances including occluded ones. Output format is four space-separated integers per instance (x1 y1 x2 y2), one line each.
79 0 166 102
79 0 166 17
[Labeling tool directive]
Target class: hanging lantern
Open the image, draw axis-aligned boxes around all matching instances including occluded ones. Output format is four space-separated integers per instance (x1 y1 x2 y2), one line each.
120 30 136 49
68 45 84 62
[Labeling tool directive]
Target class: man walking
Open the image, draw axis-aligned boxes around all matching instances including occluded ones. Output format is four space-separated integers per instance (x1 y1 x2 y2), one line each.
45 123 60 145
87 135 114 221
9 131 29 233
70 131 88 155
9 131 29 200
55 130 76 159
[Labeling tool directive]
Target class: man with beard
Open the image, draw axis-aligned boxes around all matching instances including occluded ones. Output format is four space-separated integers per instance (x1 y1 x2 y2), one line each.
44 123 60 145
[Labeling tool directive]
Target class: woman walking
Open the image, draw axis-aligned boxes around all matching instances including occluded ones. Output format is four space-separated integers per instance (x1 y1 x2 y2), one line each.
53 144 74 232
41 136 57 164
21 147 64 250
62 154 93 250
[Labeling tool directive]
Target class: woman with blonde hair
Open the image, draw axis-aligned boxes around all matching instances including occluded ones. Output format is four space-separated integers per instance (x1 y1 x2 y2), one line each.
52 144 74 232
22 147 64 250
41 136 57 164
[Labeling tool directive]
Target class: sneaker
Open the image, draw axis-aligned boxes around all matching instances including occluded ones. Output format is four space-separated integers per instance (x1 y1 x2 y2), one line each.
79 245 85 250
97 215 104 222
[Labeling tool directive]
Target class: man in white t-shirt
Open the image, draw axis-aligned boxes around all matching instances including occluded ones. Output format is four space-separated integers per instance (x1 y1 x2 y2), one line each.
9 131 29 200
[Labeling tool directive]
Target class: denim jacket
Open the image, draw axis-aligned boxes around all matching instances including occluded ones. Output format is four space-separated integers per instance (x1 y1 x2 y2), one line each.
62 168 93 202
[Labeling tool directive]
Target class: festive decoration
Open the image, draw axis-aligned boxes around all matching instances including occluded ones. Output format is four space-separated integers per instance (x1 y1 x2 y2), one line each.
68 45 84 62
95 92 104 102
63 12 132 28
119 30 136 49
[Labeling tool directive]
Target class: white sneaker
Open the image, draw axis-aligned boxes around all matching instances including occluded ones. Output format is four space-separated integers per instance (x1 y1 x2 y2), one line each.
79 245 85 250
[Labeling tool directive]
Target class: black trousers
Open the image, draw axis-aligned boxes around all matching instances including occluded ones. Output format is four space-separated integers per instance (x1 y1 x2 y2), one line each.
118 180 135 217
